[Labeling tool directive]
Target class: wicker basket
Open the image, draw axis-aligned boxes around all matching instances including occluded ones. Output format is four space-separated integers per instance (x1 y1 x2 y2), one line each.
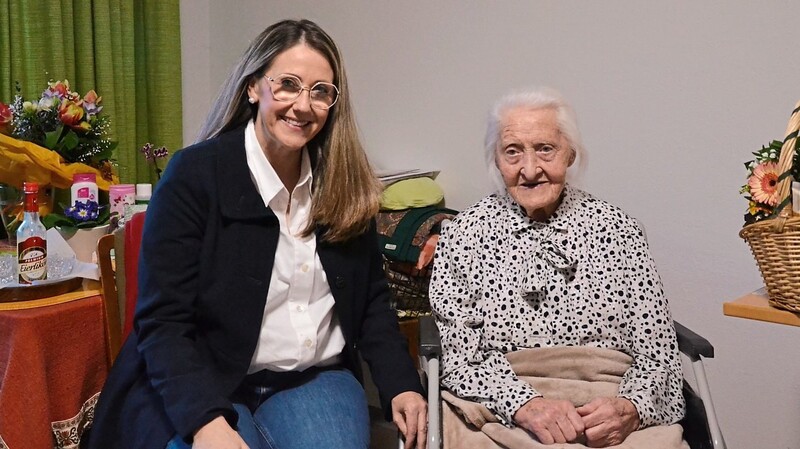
383 257 432 318
740 100 800 313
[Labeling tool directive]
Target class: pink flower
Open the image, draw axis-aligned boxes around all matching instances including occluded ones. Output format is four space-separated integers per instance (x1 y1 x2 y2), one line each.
748 161 781 206
46 80 72 100
0 101 12 135
83 89 99 103
82 89 103 117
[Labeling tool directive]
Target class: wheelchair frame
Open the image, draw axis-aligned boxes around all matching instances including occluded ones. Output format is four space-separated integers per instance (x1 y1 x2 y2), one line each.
400 316 726 449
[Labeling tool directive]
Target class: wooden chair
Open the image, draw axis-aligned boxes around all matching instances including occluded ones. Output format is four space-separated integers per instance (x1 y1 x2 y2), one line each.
96 211 147 364
96 233 122 365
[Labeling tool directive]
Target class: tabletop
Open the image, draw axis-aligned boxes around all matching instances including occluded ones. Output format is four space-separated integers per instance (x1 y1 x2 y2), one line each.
0 280 109 449
723 287 800 327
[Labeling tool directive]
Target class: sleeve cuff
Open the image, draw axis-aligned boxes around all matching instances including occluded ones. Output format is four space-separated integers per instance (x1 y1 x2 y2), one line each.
493 382 540 425
618 393 648 429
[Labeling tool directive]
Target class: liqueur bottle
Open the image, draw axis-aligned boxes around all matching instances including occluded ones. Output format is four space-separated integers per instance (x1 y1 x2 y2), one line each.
17 182 47 284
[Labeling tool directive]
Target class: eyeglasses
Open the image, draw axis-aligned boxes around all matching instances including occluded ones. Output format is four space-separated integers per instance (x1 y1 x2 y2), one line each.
264 74 340 110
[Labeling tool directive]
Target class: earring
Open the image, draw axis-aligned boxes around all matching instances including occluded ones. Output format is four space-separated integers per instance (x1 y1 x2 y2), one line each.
248 97 256 104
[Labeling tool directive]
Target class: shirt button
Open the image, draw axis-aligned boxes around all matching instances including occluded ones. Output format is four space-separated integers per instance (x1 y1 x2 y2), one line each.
301 264 309 273
304 338 313 348
296 305 305 312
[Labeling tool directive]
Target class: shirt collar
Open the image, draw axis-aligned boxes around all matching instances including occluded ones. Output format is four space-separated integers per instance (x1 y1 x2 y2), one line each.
500 184 577 235
245 120 313 207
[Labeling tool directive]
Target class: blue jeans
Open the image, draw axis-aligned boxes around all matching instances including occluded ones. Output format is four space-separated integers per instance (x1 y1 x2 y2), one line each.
166 368 370 449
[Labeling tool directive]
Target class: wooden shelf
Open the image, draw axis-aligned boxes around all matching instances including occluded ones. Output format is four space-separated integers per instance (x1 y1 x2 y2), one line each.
723 288 800 327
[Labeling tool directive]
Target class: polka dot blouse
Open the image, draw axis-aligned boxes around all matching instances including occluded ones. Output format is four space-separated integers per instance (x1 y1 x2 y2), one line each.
429 185 685 428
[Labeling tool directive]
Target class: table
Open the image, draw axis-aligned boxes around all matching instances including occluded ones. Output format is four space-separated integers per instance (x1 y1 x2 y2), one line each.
723 287 800 327
0 281 109 449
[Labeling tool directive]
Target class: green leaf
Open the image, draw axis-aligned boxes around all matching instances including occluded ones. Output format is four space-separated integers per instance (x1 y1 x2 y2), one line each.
92 147 113 162
62 130 80 150
44 125 63 149
41 213 75 229
778 170 794 182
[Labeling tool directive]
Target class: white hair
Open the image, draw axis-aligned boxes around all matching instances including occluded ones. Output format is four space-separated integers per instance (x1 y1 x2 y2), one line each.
484 87 587 193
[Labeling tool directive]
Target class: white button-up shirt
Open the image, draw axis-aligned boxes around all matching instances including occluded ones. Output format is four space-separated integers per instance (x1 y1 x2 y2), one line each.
244 121 345 373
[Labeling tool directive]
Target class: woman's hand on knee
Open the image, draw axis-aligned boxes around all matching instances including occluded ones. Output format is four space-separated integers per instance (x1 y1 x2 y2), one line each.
192 416 250 449
392 391 428 449
577 397 640 447
514 397 585 444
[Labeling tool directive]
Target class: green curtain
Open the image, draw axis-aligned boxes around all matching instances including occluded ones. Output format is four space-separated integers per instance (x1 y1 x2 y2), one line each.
0 0 182 184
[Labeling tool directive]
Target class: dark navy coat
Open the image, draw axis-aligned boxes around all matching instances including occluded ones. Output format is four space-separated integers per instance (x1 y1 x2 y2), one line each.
84 128 423 448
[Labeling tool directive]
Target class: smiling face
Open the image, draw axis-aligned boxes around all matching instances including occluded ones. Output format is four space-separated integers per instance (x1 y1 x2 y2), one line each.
496 106 575 221
247 44 334 163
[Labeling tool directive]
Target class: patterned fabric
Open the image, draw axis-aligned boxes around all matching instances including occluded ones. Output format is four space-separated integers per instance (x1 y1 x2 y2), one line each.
52 392 99 449
429 185 685 428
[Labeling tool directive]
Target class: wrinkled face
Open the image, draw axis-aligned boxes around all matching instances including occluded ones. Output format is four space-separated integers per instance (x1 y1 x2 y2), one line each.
496 107 575 221
247 44 334 161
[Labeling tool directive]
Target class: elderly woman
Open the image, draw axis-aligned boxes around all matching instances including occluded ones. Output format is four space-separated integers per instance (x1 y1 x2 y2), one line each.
429 87 684 448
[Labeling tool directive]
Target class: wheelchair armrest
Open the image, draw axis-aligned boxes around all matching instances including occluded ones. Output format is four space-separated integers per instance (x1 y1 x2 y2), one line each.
674 320 714 361
418 315 442 357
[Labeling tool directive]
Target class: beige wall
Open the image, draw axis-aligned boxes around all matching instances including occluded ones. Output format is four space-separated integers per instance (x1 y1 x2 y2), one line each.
181 1 800 447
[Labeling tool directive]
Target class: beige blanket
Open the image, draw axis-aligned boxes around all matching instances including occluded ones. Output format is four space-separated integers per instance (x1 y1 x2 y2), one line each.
442 347 688 449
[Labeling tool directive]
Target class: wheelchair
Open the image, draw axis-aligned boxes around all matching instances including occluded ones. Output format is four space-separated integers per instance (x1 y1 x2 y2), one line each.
401 315 726 449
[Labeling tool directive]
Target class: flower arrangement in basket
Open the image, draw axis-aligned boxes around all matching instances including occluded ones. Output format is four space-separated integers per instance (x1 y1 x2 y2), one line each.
739 101 800 312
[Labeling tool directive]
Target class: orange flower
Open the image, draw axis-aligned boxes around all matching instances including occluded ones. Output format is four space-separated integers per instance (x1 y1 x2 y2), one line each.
748 161 780 206
58 99 90 131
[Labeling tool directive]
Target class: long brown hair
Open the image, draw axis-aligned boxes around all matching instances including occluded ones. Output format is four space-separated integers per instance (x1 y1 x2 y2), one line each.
197 19 380 243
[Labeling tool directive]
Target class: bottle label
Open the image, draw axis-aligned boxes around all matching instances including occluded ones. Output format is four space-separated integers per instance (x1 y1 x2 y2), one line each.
18 236 47 284
76 187 89 199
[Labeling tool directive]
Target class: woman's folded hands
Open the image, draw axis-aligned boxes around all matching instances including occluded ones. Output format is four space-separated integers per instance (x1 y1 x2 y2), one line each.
514 396 640 447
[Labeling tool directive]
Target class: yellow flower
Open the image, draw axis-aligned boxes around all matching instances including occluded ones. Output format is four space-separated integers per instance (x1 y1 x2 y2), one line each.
748 161 781 206
748 201 770 215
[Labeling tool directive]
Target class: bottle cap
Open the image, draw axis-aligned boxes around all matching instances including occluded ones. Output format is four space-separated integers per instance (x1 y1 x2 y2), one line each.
73 173 97 183
135 183 152 200
108 184 136 195
110 184 136 195
22 182 39 193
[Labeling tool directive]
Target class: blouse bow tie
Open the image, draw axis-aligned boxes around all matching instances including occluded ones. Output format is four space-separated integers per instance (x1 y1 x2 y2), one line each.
520 225 576 294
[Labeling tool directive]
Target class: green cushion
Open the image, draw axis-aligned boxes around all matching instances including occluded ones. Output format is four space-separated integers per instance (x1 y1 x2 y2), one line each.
380 177 444 210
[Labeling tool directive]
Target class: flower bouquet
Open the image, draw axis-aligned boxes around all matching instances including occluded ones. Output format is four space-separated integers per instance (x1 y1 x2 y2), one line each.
739 101 800 313
0 80 118 190
740 139 800 225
